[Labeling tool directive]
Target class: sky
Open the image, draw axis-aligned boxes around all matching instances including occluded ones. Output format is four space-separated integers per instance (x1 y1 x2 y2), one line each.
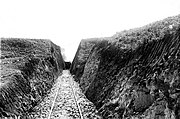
0 0 180 61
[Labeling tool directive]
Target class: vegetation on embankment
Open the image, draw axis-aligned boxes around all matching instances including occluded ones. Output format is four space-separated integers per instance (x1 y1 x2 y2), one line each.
71 14 180 118
0 38 65 117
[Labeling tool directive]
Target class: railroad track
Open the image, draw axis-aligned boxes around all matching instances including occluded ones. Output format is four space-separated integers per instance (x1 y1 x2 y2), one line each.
22 70 101 119
47 79 61 119
69 77 84 119
47 72 84 119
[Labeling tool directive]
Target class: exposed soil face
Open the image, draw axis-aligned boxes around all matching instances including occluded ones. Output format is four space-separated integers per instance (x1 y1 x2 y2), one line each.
0 38 65 118
71 15 180 118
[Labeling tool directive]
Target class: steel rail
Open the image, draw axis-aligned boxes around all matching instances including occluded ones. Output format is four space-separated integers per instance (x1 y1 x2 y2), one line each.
47 73 84 119
69 77 84 119
47 78 61 119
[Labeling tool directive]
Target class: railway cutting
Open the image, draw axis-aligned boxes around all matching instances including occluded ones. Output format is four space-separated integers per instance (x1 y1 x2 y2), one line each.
24 70 101 119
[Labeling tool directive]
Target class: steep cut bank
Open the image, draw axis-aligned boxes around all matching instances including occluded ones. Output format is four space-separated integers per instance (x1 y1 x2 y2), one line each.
70 38 105 80
71 14 180 118
0 38 65 118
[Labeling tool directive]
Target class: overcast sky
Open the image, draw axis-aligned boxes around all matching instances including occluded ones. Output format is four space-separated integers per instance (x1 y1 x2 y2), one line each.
0 0 180 61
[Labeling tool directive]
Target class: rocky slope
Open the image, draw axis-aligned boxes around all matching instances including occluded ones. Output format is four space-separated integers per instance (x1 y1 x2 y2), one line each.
0 38 65 118
71 14 180 118
70 38 105 80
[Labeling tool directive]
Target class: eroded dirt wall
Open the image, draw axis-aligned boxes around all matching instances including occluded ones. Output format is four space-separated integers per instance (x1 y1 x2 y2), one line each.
0 38 65 117
71 14 180 118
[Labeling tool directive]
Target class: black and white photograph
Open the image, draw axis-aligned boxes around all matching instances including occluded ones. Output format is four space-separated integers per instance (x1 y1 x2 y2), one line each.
0 0 180 118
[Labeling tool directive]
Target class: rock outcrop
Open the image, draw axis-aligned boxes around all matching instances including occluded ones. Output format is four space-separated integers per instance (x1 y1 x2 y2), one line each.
71 14 180 118
0 38 65 118
70 38 104 80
